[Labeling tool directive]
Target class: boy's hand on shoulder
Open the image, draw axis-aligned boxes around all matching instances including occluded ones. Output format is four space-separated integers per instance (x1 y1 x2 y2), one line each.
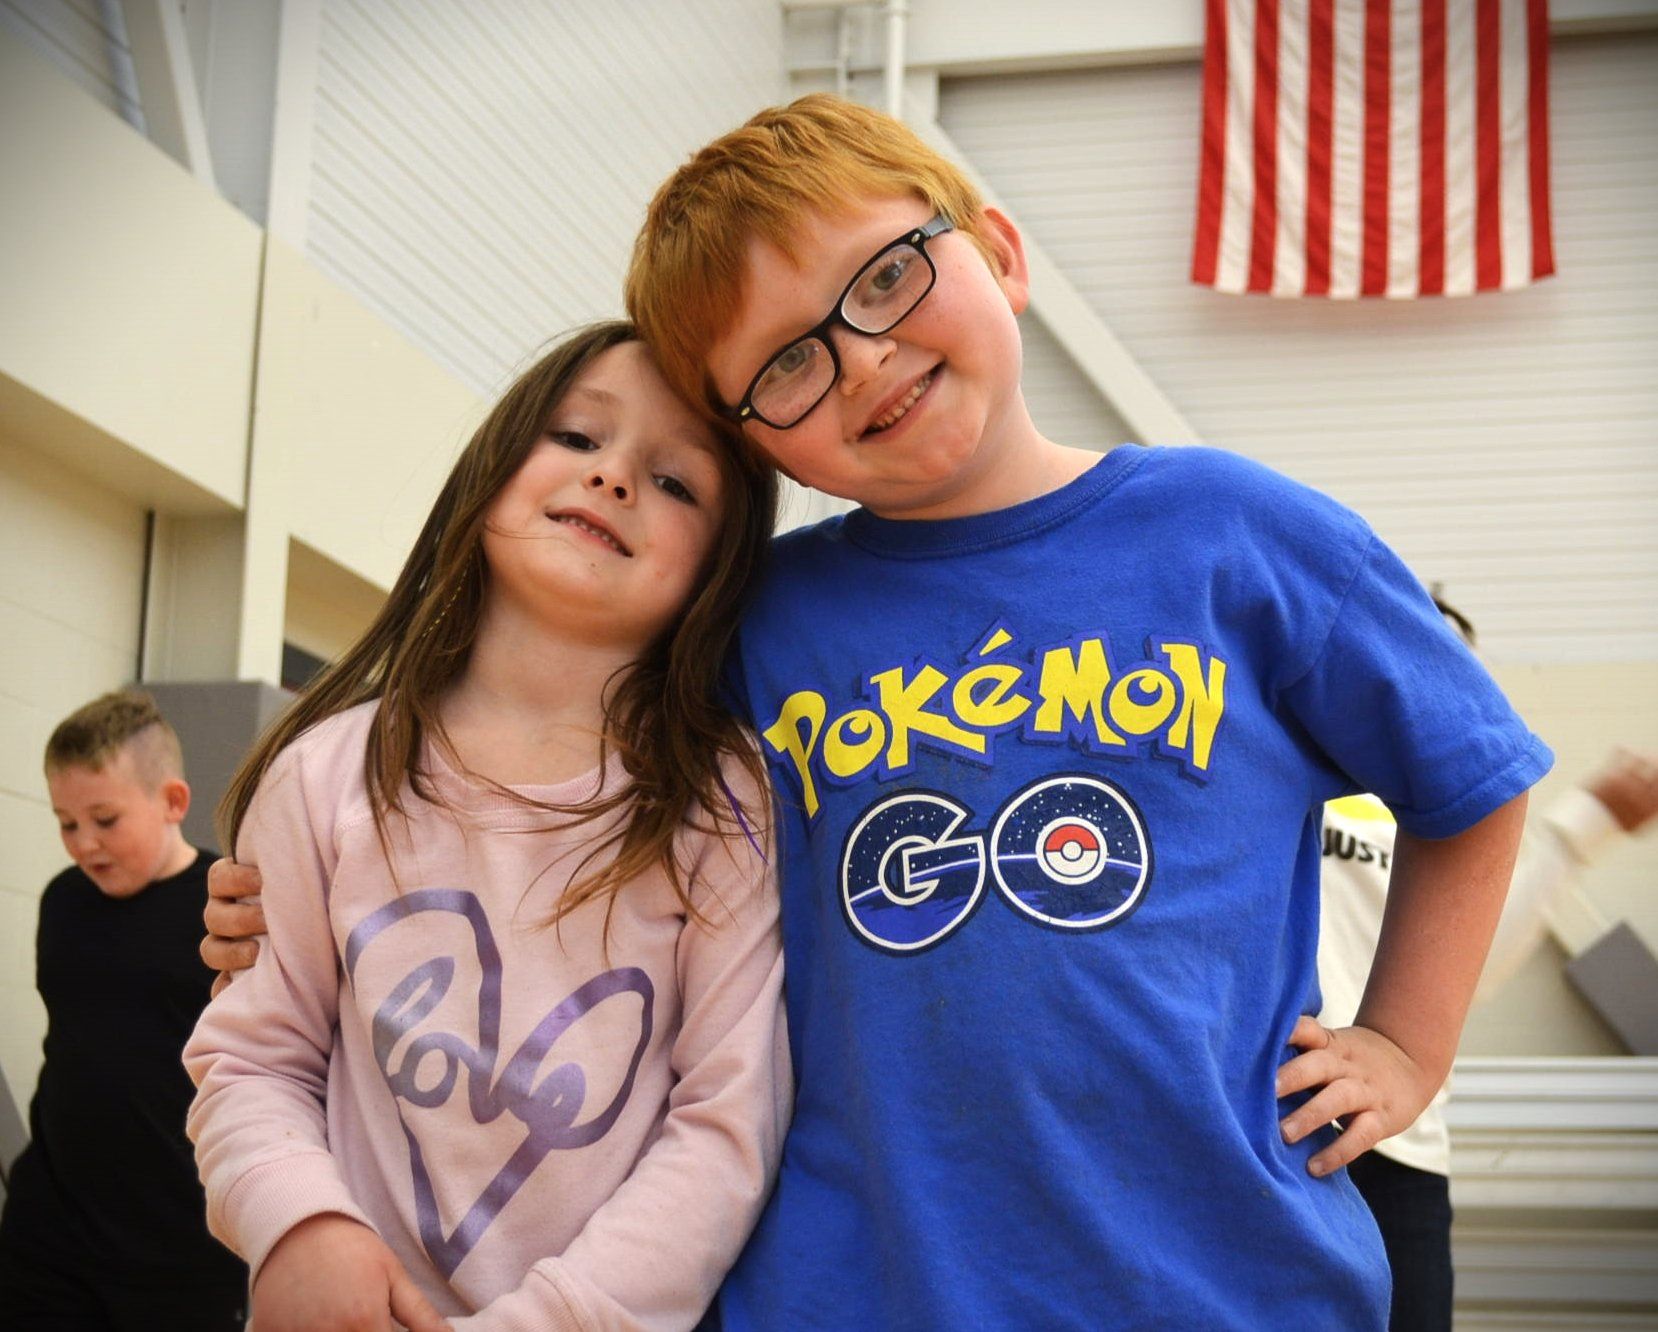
201 856 267 996
1275 1015 1435 1178
254 1213 451 1332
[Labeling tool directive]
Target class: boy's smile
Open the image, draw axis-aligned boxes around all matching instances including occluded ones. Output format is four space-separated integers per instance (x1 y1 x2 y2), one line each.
706 195 1049 521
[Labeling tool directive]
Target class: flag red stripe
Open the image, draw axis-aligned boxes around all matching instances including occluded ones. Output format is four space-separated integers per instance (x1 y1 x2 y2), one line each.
1305 0 1335 295
1248 0 1281 291
1361 0 1391 295
1475 0 1502 289
1192 0 1229 286
1527 0 1555 278
1418 0 1446 295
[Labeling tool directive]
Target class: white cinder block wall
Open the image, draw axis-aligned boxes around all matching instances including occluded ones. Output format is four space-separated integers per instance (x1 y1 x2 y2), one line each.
0 439 147 1109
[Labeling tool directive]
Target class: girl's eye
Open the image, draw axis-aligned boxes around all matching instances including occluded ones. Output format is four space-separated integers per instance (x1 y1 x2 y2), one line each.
549 430 598 451
95 816 118 829
58 823 75 834
655 474 696 504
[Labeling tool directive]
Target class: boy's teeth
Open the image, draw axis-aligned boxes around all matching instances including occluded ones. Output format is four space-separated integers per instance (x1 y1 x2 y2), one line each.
869 371 933 432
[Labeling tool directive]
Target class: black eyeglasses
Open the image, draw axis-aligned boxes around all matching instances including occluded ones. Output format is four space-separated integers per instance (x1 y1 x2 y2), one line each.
723 213 955 431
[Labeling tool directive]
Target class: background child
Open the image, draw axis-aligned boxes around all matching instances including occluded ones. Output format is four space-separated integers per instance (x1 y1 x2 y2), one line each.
616 96 1550 1328
1318 596 1658 1331
0 690 246 1331
185 322 788 1331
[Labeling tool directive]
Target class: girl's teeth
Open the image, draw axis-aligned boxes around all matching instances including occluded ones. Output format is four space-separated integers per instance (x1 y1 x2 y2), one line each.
871 371 933 431
552 515 625 552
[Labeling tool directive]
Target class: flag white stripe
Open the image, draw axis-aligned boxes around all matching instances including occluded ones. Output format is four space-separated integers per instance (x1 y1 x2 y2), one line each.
1274 3 1311 294
1388 0 1423 296
1499 0 1534 288
1328 0 1367 297
1216 0 1258 293
1443 2 1478 296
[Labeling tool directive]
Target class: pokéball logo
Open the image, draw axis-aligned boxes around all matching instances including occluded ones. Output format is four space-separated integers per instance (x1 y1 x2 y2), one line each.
990 776 1151 930
1038 819 1104 882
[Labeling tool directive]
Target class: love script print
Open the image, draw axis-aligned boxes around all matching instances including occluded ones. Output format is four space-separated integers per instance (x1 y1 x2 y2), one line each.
344 888 654 1278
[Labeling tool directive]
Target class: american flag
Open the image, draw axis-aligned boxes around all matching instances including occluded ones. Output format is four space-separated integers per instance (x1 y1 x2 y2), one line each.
1191 0 1555 297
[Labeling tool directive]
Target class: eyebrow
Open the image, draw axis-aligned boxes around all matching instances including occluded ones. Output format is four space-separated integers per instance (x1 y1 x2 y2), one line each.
566 385 620 407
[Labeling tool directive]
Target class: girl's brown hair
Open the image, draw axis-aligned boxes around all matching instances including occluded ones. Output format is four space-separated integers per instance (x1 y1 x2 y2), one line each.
219 321 778 925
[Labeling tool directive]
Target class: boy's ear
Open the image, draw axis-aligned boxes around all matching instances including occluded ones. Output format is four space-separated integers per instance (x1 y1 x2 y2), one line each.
160 777 191 825
981 206 1031 316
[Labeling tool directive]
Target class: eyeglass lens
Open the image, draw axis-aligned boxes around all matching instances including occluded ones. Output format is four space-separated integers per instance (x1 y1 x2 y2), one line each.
750 239 935 427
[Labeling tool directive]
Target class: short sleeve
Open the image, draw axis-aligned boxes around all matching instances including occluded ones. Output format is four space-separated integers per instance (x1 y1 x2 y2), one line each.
1282 531 1552 838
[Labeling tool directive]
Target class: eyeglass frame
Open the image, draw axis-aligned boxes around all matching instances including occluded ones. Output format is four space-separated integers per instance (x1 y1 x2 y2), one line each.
720 212 956 431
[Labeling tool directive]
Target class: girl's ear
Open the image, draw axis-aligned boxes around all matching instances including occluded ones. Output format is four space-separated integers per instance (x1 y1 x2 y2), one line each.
981 206 1031 316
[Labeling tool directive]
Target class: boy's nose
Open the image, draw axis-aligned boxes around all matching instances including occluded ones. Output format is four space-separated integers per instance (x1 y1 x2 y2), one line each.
830 325 894 396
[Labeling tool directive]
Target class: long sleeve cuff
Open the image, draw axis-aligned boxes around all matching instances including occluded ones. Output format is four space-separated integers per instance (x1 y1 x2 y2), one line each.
1543 786 1623 866
220 1151 378 1283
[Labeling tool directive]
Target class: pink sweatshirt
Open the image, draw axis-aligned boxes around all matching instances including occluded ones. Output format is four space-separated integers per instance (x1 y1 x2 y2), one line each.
185 703 789 1330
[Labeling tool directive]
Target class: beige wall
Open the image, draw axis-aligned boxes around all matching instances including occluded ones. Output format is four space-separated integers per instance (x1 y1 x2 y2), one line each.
0 31 260 515
256 240 481 595
0 436 147 1107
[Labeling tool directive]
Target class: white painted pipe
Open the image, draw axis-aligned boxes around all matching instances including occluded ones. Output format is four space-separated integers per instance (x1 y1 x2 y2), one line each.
885 0 908 118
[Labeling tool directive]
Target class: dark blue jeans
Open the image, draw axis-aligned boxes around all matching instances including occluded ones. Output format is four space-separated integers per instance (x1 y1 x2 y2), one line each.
1348 1151 1454 1332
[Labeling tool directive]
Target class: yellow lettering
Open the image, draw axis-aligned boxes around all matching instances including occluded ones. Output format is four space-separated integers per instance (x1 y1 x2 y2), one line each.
1108 667 1178 736
870 665 986 768
761 691 828 817
1033 640 1123 745
952 662 1031 729
823 708 887 779
1159 642 1227 770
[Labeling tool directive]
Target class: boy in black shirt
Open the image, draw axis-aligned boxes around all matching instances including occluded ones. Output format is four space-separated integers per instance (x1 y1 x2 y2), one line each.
0 691 245 1329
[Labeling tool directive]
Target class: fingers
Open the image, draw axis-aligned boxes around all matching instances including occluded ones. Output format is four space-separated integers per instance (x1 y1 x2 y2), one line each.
1286 1014 1331 1053
1280 1080 1364 1147
386 1263 452 1332
200 935 260 973
205 896 267 940
207 856 262 900
210 971 231 999
1307 1111 1388 1177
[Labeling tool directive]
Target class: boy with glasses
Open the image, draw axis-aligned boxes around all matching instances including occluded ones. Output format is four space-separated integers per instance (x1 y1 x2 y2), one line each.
624 95 1549 1329
204 96 1551 1328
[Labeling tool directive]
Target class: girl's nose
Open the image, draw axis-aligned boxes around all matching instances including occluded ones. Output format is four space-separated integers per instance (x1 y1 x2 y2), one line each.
585 470 630 501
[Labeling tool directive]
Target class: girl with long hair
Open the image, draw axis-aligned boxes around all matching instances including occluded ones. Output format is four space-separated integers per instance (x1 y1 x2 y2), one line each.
185 322 787 1332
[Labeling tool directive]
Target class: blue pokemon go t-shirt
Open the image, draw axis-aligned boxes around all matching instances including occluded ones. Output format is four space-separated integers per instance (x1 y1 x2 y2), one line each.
717 445 1551 1330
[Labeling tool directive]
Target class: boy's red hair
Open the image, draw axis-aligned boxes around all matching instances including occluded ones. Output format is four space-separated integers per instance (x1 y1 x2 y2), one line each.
625 94 990 418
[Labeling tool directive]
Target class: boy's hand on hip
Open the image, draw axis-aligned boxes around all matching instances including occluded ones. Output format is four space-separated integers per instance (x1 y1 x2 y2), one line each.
1275 1015 1434 1177
253 1213 451 1332
200 856 267 996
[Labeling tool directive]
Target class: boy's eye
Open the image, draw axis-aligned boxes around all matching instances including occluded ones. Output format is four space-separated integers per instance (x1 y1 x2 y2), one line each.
855 248 920 302
549 430 598 451
58 822 75 834
770 342 814 379
655 474 696 505
95 816 118 829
